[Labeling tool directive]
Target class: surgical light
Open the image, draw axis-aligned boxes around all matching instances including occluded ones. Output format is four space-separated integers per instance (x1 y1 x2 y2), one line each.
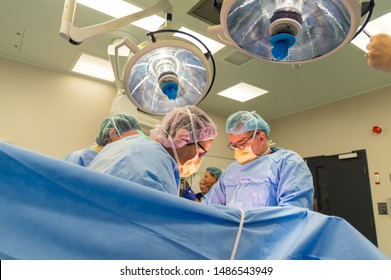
113 30 215 115
60 0 215 115
208 0 374 64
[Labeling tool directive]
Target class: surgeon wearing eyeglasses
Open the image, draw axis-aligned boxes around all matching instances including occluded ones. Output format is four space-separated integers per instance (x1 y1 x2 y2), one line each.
202 110 314 210
89 105 217 195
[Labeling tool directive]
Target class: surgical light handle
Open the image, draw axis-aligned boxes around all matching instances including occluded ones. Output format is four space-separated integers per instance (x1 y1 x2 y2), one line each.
207 25 236 48
59 0 173 45
112 37 138 84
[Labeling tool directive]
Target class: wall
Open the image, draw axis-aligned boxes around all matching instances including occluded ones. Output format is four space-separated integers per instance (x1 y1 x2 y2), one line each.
0 57 116 158
268 85 391 257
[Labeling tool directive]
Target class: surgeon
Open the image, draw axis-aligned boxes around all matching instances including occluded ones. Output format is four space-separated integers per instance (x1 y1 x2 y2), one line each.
203 110 314 210
184 166 222 202
89 105 217 195
63 114 141 167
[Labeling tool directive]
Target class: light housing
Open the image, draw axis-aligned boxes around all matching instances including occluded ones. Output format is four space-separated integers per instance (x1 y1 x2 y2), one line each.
208 0 366 64
113 30 215 115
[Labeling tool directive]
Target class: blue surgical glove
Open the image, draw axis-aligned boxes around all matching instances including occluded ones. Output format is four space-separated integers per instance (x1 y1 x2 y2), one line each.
183 186 196 201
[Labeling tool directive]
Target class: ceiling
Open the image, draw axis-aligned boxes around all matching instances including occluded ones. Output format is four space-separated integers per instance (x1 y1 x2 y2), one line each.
1 0 391 120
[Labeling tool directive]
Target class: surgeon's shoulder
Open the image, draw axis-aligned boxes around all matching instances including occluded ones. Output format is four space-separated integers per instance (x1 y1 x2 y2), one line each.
63 149 83 160
135 136 167 153
269 147 305 163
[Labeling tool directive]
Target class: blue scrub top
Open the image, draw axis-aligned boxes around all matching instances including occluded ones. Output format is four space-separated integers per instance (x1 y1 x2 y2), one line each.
63 147 98 167
204 148 314 210
89 134 180 195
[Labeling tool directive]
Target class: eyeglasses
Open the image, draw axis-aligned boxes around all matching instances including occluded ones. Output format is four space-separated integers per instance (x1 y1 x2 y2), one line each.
227 130 257 151
227 136 253 151
197 142 208 158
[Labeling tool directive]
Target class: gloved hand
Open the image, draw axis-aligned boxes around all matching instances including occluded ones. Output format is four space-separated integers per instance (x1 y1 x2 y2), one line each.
183 186 197 201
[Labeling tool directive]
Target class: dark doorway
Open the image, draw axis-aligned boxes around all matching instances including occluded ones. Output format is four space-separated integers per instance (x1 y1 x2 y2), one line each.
305 149 377 246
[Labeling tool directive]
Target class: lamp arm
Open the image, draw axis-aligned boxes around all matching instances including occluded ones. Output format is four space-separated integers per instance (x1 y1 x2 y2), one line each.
60 0 173 45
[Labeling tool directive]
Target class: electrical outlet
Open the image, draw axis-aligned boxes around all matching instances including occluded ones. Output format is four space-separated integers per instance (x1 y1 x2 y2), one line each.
378 202 388 215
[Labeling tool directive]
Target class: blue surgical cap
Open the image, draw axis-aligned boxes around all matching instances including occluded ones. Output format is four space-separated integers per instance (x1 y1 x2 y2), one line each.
206 167 222 179
226 111 270 136
96 114 141 146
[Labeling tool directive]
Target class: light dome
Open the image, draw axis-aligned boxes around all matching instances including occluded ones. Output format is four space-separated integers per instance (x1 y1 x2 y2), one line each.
208 0 362 64
120 34 214 115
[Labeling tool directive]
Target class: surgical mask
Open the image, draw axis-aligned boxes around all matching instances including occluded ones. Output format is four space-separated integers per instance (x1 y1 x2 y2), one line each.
234 130 271 164
232 129 257 164
234 146 272 164
234 145 258 164
178 146 202 177
168 108 204 177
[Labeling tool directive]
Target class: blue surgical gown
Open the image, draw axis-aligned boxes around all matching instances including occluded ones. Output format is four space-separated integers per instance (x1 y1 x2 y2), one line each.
63 147 98 167
89 134 180 195
204 148 314 210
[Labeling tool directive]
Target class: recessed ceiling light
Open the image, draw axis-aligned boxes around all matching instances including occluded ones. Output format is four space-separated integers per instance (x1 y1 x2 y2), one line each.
77 0 165 31
72 53 114 82
175 27 225 54
351 11 391 52
218 82 268 102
